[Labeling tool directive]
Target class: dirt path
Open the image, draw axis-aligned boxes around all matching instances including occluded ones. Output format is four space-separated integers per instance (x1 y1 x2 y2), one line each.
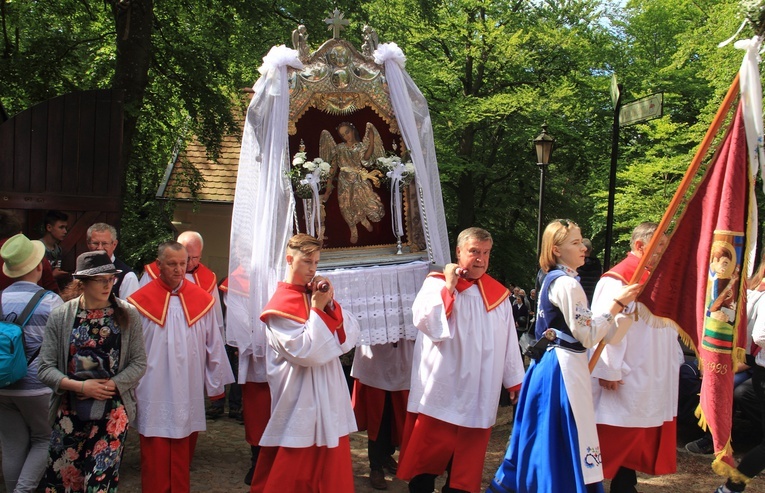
2 406 762 492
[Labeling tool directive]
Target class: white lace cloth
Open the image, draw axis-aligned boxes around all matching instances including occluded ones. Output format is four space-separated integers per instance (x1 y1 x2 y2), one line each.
320 261 429 345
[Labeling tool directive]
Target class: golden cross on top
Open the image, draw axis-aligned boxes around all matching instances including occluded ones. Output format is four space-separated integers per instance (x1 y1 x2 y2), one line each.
324 9 349 39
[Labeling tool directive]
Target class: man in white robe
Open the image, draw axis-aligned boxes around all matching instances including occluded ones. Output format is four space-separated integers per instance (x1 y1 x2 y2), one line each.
250 233 359 493
591 222 682 493
129 241 234 492
397 227 526 493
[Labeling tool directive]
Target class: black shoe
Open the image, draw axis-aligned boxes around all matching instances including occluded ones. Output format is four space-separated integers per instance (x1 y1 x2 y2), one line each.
244 463 256 486
206 406 225 420
370 469 387 490
229 409 243 421
244 445 260 485
685 435 714 455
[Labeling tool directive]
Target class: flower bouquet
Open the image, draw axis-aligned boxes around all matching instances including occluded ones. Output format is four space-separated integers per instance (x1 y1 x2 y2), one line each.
374 155 415 190
287 149 331 199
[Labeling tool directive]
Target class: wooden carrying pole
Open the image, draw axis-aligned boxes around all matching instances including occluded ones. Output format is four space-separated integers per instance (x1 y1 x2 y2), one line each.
588 73 741 373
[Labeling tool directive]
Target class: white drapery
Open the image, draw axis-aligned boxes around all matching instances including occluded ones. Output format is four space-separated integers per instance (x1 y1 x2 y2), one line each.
374 43 451 266
226 46 302 362
735 35 764 278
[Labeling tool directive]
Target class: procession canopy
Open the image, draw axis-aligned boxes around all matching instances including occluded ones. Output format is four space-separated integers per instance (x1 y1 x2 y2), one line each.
286 14 424 259
228 11 450 358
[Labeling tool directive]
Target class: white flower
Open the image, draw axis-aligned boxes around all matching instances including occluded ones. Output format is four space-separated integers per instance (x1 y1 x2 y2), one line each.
60 416 74 434
303 161 317 171
292 151 307 166
319 161 331 174
53 456 68 472
404 162 416 174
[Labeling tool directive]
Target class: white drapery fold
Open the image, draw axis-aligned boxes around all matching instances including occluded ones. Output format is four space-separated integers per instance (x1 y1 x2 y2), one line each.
735 35 764 279
387 162 407 237
227 46 303 378
374 43 450 265
300 169 323 237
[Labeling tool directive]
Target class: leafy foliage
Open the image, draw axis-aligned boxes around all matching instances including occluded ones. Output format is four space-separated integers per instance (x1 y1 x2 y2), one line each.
1 0 760 286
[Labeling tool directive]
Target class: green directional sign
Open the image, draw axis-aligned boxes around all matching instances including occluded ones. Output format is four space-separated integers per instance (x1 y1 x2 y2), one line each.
620 93 663 127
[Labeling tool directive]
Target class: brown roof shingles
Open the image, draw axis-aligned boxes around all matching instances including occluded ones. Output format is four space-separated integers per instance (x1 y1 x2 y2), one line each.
162 131 242 203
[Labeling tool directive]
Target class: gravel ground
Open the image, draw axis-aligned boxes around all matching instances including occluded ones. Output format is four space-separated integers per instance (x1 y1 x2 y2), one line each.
2 406 764 492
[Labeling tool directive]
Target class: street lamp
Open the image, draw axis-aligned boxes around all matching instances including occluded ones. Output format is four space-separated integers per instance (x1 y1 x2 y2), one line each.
533 123 555 258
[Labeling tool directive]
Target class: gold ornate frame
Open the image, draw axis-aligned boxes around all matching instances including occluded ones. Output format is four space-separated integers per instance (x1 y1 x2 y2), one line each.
286 23 426 262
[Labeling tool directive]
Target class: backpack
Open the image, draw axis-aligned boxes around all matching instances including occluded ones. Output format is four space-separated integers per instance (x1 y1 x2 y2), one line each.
0 289 49 387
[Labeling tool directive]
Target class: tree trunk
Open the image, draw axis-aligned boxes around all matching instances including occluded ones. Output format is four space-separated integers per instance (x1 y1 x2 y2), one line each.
110 0 153 202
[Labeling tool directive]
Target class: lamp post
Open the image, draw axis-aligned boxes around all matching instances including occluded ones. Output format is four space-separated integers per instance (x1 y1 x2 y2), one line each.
533 124 555 258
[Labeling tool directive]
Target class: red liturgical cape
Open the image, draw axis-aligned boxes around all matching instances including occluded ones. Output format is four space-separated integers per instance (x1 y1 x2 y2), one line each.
143 261 218 294
129 278 214 327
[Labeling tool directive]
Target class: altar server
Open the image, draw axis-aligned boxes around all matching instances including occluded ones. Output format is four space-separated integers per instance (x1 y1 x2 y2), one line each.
397 227 526 493
250 233 359 493
591 222 681 493
352 339 415 490
129 241 234 492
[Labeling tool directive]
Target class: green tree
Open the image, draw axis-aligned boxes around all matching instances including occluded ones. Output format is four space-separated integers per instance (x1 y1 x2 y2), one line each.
363 0 621 284
1 0 364 268
596 0 746 260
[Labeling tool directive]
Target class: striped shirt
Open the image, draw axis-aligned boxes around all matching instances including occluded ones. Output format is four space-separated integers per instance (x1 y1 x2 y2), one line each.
0 281 63 396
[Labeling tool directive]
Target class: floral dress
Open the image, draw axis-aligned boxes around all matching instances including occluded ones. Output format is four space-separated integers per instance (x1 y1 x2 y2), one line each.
44 306 130 493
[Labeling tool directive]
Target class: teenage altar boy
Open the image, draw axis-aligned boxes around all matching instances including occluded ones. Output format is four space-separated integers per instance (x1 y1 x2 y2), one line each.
250 233 359 493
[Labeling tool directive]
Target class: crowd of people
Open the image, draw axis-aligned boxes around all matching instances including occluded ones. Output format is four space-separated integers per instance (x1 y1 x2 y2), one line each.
1 208 764 493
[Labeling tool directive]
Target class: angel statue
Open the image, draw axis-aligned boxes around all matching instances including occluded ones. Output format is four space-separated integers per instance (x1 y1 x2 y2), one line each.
291 24 309 59
320 122 386 244
361 25 379 56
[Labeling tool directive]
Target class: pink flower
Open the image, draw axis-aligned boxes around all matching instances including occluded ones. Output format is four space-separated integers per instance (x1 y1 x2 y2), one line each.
60 466 83 491
110 440 120 450
65 448 78 461
92 439 108 455
106 406 129 437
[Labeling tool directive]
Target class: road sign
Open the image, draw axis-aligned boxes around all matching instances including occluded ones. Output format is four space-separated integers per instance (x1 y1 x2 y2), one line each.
620 93 663 127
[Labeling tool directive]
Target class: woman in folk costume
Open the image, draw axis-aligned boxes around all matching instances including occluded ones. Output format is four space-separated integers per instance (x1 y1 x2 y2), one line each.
488 219 639 493
38 251 147 492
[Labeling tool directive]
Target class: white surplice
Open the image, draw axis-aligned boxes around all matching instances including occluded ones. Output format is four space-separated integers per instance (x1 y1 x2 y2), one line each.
133 301 234 439
260 308 359 448
351 339 415 392
591 276 683 427
408 276 525 429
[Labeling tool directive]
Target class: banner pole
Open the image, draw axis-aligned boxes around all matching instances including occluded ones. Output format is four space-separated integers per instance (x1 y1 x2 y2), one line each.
589 73 741 373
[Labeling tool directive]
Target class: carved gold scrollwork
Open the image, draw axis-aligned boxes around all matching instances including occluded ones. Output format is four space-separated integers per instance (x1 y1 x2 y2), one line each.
288 38 397 135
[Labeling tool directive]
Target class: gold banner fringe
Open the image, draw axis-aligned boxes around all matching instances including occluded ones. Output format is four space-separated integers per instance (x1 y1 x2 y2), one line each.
636 303 749 480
